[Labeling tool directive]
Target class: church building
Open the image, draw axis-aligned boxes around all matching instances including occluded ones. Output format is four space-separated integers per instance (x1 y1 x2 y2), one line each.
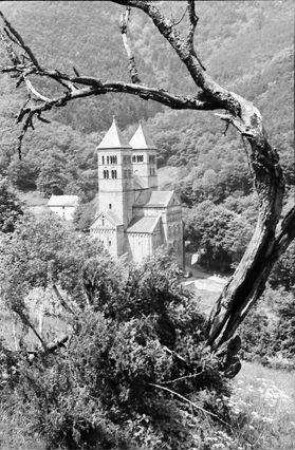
90 118 183 266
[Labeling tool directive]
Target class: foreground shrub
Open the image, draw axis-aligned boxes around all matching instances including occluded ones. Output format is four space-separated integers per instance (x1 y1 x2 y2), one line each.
0 252 235 449
239 285 295 362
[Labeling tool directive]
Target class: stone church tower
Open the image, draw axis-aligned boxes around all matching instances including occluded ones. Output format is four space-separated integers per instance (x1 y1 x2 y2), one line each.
97 117 134 228
91 117 184 266
129 123 158 190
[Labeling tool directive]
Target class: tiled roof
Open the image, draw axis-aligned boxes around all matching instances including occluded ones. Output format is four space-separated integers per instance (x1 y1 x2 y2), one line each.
127 215 161 234
91 210 123 227
145 190 174 207
47 195 79 207
98 117 131 149
106 210 123 225
129 123 156 149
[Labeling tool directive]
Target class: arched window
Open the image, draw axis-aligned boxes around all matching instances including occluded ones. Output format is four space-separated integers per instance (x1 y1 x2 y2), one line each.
103 170 109 179
107 156 110 164
132 155 136 162
111 170 117 179
102 155 105 164
137 155 144 162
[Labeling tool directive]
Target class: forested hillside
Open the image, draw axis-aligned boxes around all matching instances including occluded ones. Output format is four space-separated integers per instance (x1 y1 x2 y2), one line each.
0 0 293 265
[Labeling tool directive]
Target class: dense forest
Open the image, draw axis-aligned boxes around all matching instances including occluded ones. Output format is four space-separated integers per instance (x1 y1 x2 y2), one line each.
0 1 294 448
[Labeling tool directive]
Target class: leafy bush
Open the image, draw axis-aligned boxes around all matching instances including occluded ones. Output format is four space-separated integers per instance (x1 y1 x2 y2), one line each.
1 247 234 449
0 178 23 233
239 286 295 363
73 199 97 232
269 241 295 291
184 201 253 273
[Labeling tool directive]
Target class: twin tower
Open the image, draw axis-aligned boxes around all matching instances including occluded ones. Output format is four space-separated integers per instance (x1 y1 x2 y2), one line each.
97 117 158 228
91 117 183 265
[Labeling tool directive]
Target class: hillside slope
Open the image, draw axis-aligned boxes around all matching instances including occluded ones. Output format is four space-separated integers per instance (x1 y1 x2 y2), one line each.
0 1 293 203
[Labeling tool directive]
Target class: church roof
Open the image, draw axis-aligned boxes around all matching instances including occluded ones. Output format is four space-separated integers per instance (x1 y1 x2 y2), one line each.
106 210 123 226
145 190 175 207
98 117 131 149
47 195 79 207
129 123 156 150
127 215 161 234
91 210 123 227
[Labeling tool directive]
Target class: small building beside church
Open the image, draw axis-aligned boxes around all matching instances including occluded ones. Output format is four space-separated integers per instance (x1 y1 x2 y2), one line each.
47 195 79 221
90 118 183 266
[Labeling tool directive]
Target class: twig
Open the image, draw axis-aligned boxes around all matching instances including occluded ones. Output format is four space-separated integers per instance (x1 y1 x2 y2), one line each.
150 382 231 428
171 5 188 26
163 346 188 365
164 370 204 385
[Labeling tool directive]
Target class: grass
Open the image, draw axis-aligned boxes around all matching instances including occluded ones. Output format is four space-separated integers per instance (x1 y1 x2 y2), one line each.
229 361 295 449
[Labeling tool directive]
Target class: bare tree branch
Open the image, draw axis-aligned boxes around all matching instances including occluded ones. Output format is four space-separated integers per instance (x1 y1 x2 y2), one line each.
187 0 198 48
186 0 205 70
0 6 218 157
52 284 77 316
9 76 217 158
0 10 41 70
149 382 230 427
24 78 52 102
120 6 141 83
13 308 47 351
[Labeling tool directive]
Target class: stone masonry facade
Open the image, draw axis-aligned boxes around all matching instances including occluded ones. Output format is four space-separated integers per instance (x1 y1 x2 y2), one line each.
90 118 183 266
